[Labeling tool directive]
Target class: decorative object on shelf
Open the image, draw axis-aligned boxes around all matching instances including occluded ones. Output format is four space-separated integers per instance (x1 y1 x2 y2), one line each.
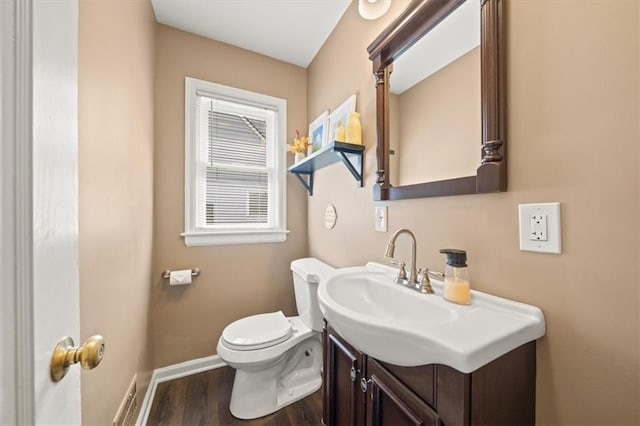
358 0 391 20
334 121 346 143
288 142 365 196
345 112 362 145
288 129 309 163
328 95 356 146
308 111 329 153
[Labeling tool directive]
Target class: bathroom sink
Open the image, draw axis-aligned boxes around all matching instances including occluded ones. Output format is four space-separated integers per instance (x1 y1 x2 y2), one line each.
318 262 545 373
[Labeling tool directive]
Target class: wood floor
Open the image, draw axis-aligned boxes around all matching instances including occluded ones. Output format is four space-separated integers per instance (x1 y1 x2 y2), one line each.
147 366 323 426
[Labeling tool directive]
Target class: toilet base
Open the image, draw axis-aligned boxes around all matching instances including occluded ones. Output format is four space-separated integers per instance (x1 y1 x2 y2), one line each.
228 337 322 420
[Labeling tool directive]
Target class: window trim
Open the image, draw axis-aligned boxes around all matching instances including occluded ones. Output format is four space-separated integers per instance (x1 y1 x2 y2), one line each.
183 77 288 246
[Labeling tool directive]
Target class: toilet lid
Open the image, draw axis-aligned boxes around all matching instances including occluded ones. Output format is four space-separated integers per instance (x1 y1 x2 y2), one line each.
221 311 293 351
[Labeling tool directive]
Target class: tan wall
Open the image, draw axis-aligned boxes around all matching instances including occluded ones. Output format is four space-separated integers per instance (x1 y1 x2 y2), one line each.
396 47 480 185
78 0 155 424
152 25 308 368
307 1 639 425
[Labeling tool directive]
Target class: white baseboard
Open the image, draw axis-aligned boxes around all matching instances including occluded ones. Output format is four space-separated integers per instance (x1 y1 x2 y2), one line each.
135 355 227 426
113 374 137 426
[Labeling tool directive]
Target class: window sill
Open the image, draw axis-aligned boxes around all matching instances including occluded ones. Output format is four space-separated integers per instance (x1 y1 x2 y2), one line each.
181 229 289 247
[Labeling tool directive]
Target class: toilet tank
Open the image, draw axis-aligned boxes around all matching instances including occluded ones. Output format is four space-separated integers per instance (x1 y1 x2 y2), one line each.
290 258 334 331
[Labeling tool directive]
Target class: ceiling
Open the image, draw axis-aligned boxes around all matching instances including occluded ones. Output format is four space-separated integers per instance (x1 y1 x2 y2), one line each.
151 0 352 68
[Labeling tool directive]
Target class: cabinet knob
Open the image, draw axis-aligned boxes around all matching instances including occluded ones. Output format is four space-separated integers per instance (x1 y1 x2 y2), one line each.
360 377 372 393
350 366 357 382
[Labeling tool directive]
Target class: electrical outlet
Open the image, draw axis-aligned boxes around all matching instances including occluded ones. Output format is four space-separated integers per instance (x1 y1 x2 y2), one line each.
375 206 388 232
529 214 548 241
519 203 561 253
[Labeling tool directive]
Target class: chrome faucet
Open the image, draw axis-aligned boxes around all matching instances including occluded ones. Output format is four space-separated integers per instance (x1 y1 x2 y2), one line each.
385 228 434 294
385 228 418 285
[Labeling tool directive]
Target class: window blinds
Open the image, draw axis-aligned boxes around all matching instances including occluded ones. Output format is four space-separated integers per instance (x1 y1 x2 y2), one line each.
196 95 274 227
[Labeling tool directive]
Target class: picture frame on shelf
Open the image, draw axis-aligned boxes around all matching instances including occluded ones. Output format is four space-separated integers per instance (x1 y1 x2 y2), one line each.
328 94 356 146
308 111 329 153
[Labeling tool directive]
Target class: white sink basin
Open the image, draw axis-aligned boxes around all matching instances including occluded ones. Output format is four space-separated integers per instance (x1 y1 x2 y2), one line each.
318 262 545 373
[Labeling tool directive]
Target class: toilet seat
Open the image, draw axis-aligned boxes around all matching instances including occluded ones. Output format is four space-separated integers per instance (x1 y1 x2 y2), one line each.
222 311 292 351
217 316 315 369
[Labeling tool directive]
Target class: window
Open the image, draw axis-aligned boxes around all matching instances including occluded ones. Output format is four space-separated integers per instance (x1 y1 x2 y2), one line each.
183 77 287 246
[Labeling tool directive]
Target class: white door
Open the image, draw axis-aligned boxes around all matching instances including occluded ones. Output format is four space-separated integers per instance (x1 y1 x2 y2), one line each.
1 0 83 424
32 0 82 423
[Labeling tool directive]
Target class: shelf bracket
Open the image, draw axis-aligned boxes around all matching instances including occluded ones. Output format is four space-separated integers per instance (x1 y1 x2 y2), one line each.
338 152 364 187
293 172 314 196
288 142 365 195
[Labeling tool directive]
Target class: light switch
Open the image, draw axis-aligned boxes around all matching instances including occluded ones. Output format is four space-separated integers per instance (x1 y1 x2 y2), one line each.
519 203 561 254
375 206 388 232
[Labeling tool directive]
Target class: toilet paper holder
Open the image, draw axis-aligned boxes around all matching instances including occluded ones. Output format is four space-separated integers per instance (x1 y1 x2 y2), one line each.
161 268 200 279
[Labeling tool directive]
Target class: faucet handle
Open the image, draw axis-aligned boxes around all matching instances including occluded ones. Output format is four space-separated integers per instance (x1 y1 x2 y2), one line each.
390 260 408 284
417 268 435 294
427 270 445 281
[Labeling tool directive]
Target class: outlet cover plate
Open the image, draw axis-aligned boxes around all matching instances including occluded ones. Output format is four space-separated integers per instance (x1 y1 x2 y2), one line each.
519 203 561 254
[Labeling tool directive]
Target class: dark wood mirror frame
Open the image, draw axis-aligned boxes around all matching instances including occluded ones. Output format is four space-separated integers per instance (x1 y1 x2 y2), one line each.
368 0 505 201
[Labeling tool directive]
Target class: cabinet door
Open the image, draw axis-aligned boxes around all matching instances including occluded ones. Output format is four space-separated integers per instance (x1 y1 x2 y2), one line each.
325 328 366 426
366 360 440 426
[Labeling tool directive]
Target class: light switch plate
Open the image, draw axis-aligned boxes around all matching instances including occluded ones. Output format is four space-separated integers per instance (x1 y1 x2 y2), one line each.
519 203 561 253
375 206 388 232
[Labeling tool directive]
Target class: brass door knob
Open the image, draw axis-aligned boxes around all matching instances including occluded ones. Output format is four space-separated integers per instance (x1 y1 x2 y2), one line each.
50 335 105 382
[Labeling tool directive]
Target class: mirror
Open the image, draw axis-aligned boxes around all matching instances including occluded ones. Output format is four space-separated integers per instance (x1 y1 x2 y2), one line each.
389 1 480 186
368 0 506 200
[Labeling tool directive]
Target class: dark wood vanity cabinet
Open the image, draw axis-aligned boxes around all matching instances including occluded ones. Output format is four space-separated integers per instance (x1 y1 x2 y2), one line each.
324 325 367 426
323 325 536 426
367 358 440 426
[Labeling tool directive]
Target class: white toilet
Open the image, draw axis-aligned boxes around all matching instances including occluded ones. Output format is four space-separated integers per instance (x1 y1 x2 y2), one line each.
216 257 334 420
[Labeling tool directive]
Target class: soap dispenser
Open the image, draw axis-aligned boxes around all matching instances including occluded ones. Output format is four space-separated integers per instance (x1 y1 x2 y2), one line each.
440 249 471 305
